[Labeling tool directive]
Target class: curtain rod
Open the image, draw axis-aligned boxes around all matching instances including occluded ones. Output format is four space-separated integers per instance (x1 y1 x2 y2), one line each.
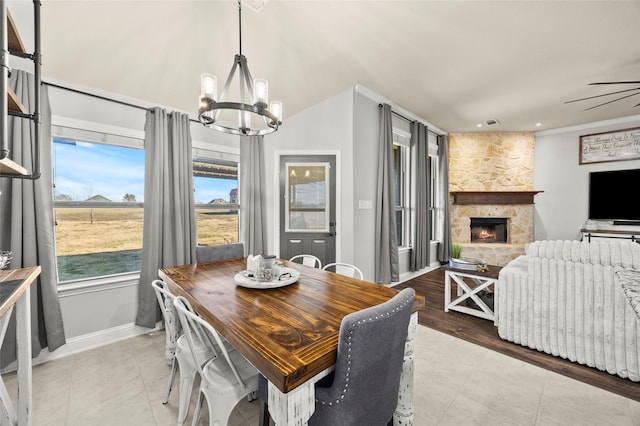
43 81 200 123
378 103 443 136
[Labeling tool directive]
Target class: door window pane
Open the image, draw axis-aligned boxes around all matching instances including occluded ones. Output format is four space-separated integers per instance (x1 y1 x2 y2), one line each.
286 163 329 232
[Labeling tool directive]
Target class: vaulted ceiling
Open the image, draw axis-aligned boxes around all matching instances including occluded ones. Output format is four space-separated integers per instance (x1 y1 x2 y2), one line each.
10 0 640 133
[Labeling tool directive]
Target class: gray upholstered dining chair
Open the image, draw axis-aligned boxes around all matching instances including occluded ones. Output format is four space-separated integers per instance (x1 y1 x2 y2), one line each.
195 242 245 263
289 254 322 269
259 287 416 426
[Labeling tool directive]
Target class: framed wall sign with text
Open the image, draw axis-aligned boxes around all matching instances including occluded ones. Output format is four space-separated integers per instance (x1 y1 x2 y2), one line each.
579 127 640 164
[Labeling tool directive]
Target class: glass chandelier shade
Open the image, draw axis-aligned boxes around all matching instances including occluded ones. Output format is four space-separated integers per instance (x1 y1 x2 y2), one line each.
198 1 283 136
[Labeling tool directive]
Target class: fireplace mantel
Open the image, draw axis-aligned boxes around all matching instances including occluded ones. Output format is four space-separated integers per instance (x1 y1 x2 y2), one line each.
451 191 542 205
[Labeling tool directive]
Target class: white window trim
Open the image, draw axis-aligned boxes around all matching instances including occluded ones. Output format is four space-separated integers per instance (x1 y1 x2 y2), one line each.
52 116 145 146
394 128 411 249
52 121 145 286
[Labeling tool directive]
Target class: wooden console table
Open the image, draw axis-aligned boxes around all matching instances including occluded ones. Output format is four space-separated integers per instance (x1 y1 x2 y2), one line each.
0 266 40 426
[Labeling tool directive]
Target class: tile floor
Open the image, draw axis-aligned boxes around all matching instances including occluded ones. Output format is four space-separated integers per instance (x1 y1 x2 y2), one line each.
3 325 639 425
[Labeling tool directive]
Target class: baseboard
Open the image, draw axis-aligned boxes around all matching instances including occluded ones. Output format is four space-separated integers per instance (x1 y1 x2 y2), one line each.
396 263 440 285
1 321 163 374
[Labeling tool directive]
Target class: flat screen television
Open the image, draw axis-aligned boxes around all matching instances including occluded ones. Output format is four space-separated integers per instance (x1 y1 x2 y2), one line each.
588 169 640 222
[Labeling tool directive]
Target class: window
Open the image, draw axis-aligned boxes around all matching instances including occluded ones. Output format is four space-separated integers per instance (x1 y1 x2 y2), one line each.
52 119 240 283
53 129 145 283
393 130 411 248
193 155 239 246
427 133 441 242
392 126 442 251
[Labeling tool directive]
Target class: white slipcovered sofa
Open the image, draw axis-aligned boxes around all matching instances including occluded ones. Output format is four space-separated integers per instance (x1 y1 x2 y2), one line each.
497 240 640 382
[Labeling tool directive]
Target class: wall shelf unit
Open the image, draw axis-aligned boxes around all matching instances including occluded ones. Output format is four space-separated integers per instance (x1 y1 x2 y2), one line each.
1 0 41 179
0 156 27 175
6 6 27 115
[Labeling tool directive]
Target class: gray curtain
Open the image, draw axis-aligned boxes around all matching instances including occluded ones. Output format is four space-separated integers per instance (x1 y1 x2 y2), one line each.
436 135 452 263
239 135 267 255
0 70 66 367
375 104 399 284
136 108 196 328
410 121 430 271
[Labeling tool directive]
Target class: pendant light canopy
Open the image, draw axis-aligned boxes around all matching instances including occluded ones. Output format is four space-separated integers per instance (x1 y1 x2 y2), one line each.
198 0 283 136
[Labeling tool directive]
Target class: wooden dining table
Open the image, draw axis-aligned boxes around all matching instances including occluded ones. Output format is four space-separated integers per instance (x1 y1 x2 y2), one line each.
159 257 425 425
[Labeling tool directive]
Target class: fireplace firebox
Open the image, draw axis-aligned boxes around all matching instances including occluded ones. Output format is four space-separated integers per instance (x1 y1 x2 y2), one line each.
470 217 508 243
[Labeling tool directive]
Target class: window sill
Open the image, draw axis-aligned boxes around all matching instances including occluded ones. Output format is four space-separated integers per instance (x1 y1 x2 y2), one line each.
58 272 140 297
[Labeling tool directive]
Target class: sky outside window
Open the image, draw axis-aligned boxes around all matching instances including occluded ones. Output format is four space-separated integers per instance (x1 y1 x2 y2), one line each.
53 138 236 203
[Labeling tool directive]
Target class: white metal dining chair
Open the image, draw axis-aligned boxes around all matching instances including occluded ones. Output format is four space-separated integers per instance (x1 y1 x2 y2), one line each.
152 280 215 426
174 296 259 426
322 262 364 280
289 254 322 269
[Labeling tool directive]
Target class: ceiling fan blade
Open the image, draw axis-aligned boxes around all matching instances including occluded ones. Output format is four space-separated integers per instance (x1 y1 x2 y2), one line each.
582 91 640 111
565 87 640 104
588 81 640 85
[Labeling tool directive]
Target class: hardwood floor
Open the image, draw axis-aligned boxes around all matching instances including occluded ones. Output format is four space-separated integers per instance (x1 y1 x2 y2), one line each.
394 267 640 402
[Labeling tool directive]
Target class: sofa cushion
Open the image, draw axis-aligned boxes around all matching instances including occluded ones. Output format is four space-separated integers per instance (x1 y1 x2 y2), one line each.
526 240 640 269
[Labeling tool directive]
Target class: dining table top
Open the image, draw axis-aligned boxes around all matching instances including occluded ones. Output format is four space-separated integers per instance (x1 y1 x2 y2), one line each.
158 257 425 394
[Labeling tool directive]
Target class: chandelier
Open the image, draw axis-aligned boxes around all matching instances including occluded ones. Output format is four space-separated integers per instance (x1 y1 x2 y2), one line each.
198 0 283 136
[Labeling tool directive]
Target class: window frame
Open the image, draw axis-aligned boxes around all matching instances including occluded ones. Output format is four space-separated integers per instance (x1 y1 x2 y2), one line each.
51 118 146 284
427 131 440 243
192 149 241 246
393 129 411 249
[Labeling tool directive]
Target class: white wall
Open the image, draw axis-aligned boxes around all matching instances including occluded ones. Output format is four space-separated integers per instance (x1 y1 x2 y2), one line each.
534 114 640 241
265 88 354 266
266 86 441 282
352 91 379 280
352 87 444 282
352 89 415 281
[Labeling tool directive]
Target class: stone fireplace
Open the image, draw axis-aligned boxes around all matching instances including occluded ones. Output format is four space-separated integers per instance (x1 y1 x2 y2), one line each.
448 132 538 266
449 193 537 266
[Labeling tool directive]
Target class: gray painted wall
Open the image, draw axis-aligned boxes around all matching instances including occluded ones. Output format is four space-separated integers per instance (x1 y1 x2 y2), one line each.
534 115 640 241
264 88 355 269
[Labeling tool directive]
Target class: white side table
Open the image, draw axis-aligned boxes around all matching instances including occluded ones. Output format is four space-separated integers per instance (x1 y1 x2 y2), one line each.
444 265 501 322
